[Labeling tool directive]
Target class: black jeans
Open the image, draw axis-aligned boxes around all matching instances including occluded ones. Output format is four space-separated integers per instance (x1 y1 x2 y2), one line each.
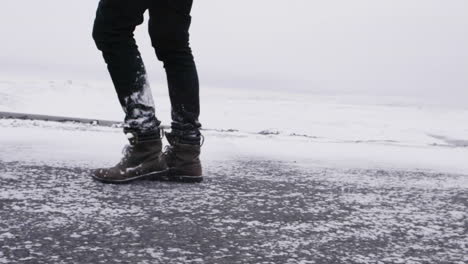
93 0 201 141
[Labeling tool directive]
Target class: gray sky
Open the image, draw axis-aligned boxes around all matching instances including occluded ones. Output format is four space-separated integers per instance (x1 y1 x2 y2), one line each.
1 0 467 98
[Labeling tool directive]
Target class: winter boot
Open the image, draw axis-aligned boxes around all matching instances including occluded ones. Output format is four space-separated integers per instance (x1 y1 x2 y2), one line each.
162 130 203 182
92 128 168 183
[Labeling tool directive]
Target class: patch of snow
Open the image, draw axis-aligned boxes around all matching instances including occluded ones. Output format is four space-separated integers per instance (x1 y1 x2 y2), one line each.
1 77 468 149
1 119 468 175
1 76 468 175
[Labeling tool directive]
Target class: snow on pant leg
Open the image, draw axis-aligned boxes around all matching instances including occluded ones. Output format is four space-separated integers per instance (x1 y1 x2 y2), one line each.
92 0 160 134
148 0 201 139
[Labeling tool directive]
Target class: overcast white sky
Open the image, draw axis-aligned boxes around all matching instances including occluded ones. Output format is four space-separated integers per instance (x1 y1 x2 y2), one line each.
1 0 467 98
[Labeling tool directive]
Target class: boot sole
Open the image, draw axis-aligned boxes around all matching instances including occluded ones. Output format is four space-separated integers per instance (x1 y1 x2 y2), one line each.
149 174 203 183
91 169 169 184
148 168 203 183
91 169 203 184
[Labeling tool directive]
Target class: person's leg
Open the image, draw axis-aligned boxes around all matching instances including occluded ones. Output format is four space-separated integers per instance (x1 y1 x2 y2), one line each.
91 0 168 183
148 0 203 181
148 0 202 144
93 0 160 134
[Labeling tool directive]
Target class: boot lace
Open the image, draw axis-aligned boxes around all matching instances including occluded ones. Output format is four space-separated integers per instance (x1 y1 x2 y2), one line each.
162 145 174 158
117 144 134 165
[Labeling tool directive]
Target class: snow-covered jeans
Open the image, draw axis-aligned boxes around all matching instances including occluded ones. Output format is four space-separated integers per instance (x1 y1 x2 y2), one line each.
92 0 201 141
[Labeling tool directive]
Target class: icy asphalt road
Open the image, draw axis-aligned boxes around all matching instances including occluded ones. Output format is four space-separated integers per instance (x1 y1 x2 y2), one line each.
0 120 467 263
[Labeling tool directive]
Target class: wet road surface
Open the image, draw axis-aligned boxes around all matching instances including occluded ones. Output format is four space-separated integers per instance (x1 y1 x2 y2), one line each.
0 159 466 263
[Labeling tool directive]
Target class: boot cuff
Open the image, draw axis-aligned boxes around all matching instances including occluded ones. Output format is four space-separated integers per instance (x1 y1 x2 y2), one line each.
124 127 163 145
166 131 203 146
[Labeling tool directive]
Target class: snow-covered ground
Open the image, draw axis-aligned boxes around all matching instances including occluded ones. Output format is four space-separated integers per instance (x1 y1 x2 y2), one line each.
1 76 467 175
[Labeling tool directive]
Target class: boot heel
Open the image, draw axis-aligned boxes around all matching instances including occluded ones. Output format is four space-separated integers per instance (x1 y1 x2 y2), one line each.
146 169 170 181
168 168 203 183
172 175 204 183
